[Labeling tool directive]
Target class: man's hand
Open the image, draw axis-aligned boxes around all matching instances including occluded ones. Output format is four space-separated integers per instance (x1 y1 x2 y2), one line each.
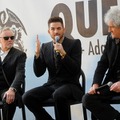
53 42 66 58
110 81 120 93
35 35 41 58
3 88 15 104
88 84 99 94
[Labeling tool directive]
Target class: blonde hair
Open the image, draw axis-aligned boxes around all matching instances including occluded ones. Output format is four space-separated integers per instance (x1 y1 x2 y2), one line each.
0 26 15 35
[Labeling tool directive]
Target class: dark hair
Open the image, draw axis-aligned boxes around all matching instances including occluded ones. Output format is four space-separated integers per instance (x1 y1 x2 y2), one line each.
48 16 64 27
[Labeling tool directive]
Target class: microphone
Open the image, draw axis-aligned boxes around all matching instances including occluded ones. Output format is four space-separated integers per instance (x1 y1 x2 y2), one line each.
95 81 113 94
55 36 60 43
55 36 60 56
107 81 113 87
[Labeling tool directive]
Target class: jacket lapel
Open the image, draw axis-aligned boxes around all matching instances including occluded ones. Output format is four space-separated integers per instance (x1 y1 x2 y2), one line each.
111 42 120 67
2 48 14 65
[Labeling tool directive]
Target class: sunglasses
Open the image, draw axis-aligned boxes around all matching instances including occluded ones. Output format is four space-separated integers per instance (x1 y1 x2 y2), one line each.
0 36 15 40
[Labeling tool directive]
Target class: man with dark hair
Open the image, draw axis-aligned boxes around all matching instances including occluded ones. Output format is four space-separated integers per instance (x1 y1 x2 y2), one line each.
0 27 26 120
82 6 120 120
23 16 83 120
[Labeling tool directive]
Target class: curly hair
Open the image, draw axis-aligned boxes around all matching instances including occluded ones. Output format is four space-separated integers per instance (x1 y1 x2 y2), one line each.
104 6 120 27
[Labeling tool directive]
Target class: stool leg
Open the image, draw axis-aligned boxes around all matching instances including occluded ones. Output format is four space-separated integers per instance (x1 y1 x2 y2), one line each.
54 106 58 120
82 105 87 120
68 105 71 120
0 109 3 120
21 105 26 120
54 105 71 120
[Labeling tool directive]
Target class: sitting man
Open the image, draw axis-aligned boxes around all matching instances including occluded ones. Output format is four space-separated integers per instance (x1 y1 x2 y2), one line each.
0 27 26 120
82 6 120 120
22 16 83 120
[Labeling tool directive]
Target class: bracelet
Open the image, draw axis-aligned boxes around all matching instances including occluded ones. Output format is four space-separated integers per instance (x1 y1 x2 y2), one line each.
61 52 66 59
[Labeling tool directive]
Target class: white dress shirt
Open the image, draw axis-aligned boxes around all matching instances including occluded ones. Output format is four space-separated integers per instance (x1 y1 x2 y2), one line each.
0 49 9 62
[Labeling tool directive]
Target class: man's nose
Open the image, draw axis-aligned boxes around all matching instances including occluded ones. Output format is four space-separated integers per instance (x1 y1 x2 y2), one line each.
54 29 59 33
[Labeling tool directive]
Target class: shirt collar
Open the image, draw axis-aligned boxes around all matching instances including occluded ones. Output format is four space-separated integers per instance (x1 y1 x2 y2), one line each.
0 48 10 61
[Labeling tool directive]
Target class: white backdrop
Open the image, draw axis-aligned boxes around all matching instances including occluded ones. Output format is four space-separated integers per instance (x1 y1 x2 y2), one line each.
0 0 120 120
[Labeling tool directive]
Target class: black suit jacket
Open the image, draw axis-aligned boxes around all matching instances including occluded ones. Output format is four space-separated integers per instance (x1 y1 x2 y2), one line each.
93 34 120 85
34 37 82 87
1 47 26 92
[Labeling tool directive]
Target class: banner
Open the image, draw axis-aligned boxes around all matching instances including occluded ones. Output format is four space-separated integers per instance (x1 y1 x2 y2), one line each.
0 0 120 119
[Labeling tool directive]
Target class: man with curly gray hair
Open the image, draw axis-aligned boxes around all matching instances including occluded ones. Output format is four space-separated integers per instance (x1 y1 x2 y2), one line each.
82 6 120 120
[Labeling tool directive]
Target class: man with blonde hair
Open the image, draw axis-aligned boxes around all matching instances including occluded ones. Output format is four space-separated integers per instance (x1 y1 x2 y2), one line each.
0 26 26 120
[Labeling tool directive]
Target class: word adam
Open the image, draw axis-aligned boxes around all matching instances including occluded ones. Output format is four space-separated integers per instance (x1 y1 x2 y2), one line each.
88 39 105 55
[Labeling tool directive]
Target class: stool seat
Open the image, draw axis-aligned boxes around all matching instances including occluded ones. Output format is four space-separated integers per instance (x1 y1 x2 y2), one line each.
42 98 82 106
107 96 120 104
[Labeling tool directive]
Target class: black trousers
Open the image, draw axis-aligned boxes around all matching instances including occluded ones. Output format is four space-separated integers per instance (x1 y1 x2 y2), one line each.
22 84 83 120
2 102 16 120
82 93 120 120
0 90 16 120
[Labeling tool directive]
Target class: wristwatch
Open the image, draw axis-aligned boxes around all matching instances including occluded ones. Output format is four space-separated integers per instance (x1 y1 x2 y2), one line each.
10 87 17 93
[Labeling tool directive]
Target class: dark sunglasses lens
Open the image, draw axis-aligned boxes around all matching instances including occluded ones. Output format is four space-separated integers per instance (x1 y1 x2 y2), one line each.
3 36 14 40
10 36 14 40
4 37 9 40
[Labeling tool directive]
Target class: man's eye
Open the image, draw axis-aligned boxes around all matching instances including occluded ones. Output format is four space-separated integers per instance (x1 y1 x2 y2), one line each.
51 28 54 31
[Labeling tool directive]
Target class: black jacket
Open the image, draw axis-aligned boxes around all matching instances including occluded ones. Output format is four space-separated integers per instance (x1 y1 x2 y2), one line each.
34 37 82 87
1 47 26 92
93 34 120 85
